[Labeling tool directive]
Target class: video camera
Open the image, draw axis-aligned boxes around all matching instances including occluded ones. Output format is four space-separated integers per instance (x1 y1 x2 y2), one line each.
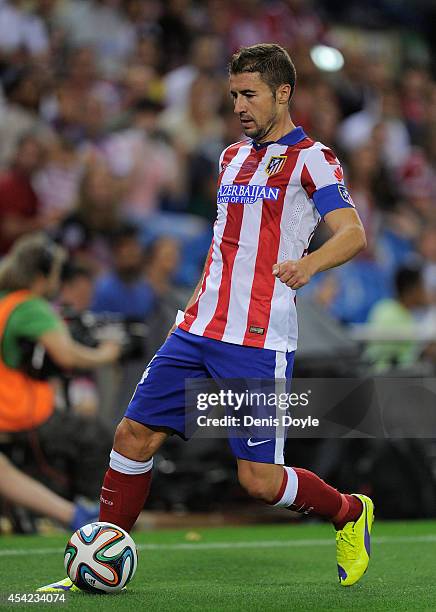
19 306 148 380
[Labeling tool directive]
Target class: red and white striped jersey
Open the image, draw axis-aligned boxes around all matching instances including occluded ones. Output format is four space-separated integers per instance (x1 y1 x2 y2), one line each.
178 126 354 352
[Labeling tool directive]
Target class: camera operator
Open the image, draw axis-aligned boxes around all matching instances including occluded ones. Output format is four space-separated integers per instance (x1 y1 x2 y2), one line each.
0 233 121 511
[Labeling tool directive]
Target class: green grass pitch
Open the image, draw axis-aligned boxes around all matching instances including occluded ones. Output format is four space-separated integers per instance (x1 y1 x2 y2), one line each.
1 521 436 611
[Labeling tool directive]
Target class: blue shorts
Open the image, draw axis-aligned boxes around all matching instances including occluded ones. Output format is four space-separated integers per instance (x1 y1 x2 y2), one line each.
126 328 295 464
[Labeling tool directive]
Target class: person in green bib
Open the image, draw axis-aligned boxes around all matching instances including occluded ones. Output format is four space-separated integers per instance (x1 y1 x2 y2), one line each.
0 233 121 513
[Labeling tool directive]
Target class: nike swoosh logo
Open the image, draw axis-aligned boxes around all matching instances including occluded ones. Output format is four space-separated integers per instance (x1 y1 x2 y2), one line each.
101 487 117 493
247 439 272 447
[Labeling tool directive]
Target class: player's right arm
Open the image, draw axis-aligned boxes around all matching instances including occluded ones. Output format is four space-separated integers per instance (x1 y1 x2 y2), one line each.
40 327 121 370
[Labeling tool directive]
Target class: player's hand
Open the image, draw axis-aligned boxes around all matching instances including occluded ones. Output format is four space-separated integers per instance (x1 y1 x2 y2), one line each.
272 258 315 290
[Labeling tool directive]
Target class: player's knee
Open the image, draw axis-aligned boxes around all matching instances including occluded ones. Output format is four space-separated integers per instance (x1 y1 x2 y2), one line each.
113 418 162 461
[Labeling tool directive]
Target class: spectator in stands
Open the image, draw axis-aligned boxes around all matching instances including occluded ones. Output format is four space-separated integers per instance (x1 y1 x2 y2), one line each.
133 33 163 76
0 0 49 62
115 63 164 129
64 46 121 116
102 97 185 220
158 0 193 72
145 236 180 298
143 235 187 352
42 47 121 141
333 48 368 118
365 264 428 371
338 87 411 169
91 222 156 319
160 72 225 157
163 33 224 111
419 225 436 304
0 66 53 167
310 95 341 151
52 0 137 77
399 66 432 146
0 134 50 255
398 147 436 223
226 0 276 53
79 91 120 165
344 143 397 249
43 80 86 147
56 161 122 272
265 0 326 51
33 136 84 227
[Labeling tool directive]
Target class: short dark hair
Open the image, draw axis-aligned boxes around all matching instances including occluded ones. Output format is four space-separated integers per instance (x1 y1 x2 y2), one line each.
133 97 163 115
61 261 93 284
229 43 296 103
111 222 140 248
395 264 422 298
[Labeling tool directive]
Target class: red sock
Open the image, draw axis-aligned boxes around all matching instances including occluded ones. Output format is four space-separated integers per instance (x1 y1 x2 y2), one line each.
99 467 152 532
291 468 362 529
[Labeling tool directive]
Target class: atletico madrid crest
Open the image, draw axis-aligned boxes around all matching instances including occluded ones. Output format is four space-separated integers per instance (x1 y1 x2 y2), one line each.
265 155 287 176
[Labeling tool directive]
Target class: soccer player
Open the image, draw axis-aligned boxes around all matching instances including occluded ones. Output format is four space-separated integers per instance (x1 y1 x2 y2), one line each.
40 44 373 592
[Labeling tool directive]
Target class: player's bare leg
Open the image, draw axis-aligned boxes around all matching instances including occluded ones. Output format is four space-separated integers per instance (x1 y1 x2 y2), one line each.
99 417 169 531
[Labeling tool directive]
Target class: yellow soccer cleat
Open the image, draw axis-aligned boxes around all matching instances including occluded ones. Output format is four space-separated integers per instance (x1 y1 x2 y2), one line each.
36 577 80 593
336 494 374 587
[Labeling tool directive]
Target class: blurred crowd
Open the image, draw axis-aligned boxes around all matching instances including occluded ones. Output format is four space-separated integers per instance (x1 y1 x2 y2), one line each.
0 0 435 367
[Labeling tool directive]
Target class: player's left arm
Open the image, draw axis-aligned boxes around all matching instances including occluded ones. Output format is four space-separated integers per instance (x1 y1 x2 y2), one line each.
273 145 367 290
273 208 366 290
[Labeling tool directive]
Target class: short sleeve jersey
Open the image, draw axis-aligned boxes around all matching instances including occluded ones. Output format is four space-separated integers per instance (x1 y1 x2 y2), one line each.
178 126 355 352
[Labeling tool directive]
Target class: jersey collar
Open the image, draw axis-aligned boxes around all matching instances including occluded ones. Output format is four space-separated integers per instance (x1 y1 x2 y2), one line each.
252 126 307 150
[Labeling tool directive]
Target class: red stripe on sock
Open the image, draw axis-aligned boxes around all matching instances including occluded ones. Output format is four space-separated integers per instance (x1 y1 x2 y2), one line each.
99 467 152 532
270 468 288 505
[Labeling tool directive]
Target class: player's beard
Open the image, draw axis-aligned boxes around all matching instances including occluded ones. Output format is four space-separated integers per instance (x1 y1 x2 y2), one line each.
241 112 277 143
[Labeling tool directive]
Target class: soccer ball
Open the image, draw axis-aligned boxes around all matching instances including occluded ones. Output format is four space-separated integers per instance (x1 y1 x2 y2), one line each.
64 522 137 594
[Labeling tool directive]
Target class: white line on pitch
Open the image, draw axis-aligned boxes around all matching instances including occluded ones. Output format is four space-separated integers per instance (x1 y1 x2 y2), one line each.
0 534 436 557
